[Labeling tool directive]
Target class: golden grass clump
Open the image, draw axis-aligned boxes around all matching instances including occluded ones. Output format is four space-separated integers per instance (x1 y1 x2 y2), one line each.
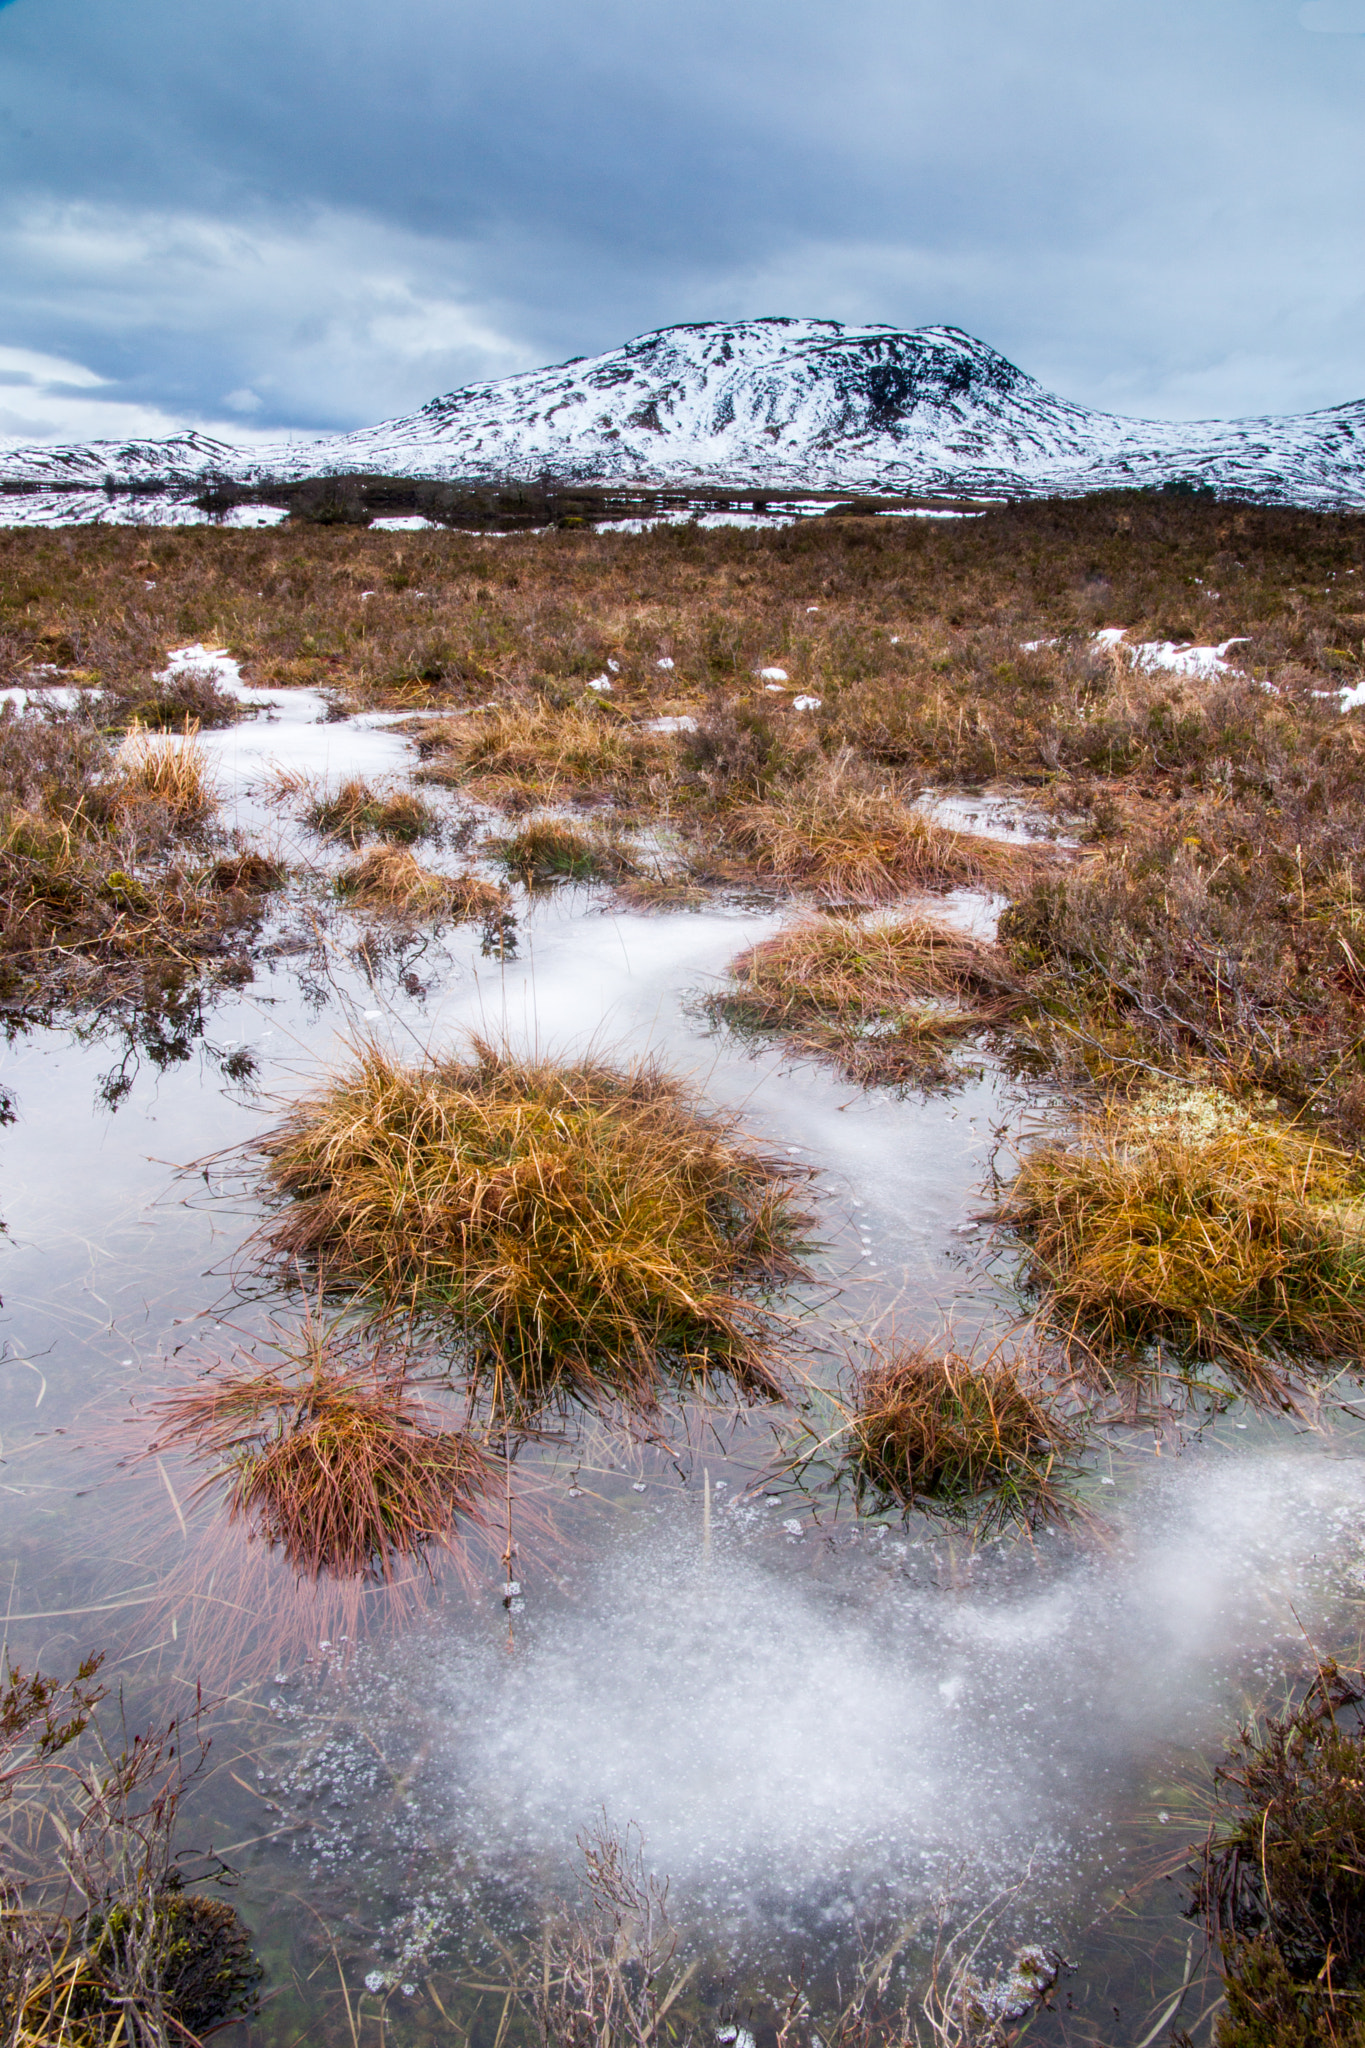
718 911 1020 1085
336 845 504 920
256 1040 809 1408
844 1343 1081 1533
725 761 1000 902
107 727 217 827
487 816 636 885
417 699 669 806
303 776 436 845
152 1340 494 1581
999 1084 1365 1386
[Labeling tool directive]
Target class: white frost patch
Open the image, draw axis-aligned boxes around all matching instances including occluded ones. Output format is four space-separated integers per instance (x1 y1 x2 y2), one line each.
159 643 246 693
792 695 822 712
1339 680 1365 712
918 790 1076 849
369 515 437 531
645 715 698 734
875 506 985 519
0 684 82 713
1130 635 1249 678
1094 627 1249 678
757 666 789 682
223 503 289 528
585 674 612 692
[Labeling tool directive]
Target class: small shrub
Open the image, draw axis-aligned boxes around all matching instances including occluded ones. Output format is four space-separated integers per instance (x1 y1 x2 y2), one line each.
211 850 286 893
999 1085 1365 1387
255 1041 810 1409
1192 1663 1365 2046
843 1343 1081 1534
105 668 240 732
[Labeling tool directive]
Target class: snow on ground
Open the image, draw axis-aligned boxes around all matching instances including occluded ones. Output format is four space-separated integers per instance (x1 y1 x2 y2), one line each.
0 492 290 529
1093 625 1250 679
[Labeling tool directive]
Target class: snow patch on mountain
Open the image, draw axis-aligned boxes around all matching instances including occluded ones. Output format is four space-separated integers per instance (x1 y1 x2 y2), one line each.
4 320 1365 508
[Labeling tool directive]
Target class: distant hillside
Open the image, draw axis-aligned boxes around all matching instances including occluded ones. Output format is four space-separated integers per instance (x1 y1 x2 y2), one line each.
5 321 1365 507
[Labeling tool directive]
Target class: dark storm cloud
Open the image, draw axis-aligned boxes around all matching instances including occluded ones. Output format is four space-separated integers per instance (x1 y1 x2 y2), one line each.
0 0 1361 441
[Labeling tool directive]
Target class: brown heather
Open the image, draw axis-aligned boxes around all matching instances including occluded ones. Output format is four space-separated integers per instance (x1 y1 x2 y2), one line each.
0 713 259 1011
5 499 1365 1113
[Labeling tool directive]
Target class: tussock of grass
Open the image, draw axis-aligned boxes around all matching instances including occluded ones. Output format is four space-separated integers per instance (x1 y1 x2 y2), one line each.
844 1342 1081 1533
717 911 1019 1085
726 760 1001 902
337 846 504 921
487 817 636 886
0 715 258 1008
1192 1662 1365 2047
152 1333 494 1581
256 1040 809 1408
416 699 670 808
303 777 436 846
999 1084 1365 1386
211 849 286 893
108 727 217 828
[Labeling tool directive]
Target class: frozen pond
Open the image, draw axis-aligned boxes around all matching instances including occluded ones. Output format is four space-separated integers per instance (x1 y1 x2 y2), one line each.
0 675 1360 2043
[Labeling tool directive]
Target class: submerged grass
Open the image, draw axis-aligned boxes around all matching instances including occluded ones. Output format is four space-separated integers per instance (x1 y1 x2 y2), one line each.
999 1084 1365 1390
151 1327 494 1582
255 1039 811 1411
842 1342 1083 1535
717 911 1020 1086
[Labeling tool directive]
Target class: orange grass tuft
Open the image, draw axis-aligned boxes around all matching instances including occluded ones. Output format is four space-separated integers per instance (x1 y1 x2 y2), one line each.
724 759 1005 902
336 845 504 920
254 1039 811 1411
151 1335 494 1582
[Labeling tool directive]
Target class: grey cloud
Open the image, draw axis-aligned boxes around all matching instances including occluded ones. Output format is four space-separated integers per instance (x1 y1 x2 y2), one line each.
0 0 1362 439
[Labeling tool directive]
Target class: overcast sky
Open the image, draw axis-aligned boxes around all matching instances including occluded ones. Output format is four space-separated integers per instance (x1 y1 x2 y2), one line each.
1 0 1362 447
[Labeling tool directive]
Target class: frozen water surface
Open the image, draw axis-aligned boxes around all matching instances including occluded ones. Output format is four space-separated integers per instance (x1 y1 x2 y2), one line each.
0 682 1361 2037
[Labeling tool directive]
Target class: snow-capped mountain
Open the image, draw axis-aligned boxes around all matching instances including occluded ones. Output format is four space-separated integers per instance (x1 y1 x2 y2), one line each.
5 321 1365 506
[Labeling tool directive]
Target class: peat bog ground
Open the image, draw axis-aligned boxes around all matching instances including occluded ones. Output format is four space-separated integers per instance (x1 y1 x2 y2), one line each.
4 495 1365 2046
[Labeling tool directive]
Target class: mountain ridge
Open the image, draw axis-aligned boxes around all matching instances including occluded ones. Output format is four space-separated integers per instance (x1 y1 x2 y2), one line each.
4 320 1365 508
